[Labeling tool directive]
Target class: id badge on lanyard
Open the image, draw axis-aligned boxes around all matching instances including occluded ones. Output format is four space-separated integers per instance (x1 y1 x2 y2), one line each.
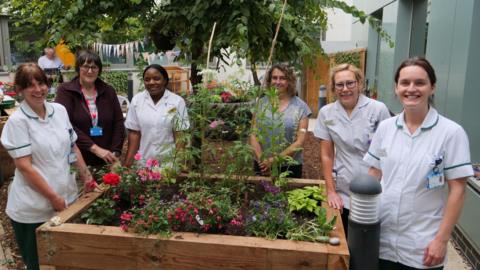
426 155 444 189
83 90 103 137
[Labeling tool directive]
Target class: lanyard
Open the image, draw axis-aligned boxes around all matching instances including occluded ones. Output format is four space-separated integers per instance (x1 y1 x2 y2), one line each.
81 88 98 127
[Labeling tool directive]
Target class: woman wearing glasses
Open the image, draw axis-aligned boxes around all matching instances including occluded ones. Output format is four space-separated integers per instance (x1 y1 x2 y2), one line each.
55 51 125 167
313 63 390 236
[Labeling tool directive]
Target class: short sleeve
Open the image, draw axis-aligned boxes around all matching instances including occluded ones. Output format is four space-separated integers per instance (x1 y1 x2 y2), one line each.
443 127 474 180
313 108 331 140
0 117 32 158
174 98 190 131
124 95 141 131
57 104 78 143
379 103 391 121
299 98 312 119
363 122 384 169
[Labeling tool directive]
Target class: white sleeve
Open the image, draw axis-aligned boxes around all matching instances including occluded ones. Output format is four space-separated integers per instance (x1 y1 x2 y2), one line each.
0 117 32 158
313 108 331 140
444 126 474 180
379 103 391 121
124 96 141 131
363 122 384 169
174 98 190 131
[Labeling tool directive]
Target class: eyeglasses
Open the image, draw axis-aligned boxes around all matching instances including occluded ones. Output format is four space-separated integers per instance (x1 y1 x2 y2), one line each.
80 65 99 72
334 80 357 90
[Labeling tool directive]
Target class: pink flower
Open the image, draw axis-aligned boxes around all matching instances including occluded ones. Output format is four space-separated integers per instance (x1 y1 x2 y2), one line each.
209 120 224 129
148 171 162 181
120 224 129 231
137 168 148 182
138 195 145 205
112 194 120 201
146 158 159 168
120 212 133 221
134 152 142 161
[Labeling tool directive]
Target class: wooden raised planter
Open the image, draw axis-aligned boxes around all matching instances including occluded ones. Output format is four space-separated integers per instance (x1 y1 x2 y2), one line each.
37 176 349 270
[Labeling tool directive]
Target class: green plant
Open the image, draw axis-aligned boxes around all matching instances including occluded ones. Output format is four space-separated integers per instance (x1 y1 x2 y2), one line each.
287 208 337 242
246 193 297 239
81 198 117 225
333 51 361 68
252 87 299 187
127 196 172 236
101 71 128 96
287 186 326 216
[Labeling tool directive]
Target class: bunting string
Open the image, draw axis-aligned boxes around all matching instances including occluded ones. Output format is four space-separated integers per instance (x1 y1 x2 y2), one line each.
92 41 145 58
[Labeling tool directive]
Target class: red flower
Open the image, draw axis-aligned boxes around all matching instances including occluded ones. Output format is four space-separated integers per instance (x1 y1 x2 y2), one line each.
103 173 121 186
220 91 232 103
85 179 97 192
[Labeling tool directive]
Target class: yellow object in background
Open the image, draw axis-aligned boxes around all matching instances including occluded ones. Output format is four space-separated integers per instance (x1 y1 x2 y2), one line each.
55 42 75 68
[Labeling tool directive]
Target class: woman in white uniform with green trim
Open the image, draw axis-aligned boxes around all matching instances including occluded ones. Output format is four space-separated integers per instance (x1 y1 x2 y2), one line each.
0 63 93 270
364 57 473 269
314 63 390 236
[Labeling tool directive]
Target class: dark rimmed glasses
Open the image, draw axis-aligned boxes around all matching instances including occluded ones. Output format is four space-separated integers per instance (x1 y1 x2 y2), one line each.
334 80 357 90
80 65 99 72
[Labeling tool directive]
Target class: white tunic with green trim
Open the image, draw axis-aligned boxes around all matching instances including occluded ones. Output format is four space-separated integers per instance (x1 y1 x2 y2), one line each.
314 94 391 209
363 108 473 269
1 101 78 223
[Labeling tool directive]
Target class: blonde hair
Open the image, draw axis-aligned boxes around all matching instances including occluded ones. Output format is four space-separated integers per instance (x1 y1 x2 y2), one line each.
329 63 364 93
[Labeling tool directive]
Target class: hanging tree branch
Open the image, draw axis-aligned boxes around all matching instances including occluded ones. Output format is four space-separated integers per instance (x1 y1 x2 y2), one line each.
266 0 288 71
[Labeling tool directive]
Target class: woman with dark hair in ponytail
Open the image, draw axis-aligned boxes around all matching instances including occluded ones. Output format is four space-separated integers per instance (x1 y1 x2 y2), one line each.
364 57 473 269
124 64 190 167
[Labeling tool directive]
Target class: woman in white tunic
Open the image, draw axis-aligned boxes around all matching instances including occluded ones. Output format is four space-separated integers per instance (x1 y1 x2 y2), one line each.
124 64 190 167
0 63 93 270
364 57 473 269
313 63 390 236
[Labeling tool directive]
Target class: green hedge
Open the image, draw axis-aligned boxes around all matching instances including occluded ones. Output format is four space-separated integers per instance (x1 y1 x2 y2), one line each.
61 70 128 96
101 71 128 95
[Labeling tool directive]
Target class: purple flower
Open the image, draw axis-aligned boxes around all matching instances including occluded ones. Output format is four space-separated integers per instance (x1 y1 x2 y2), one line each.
261 181 281 195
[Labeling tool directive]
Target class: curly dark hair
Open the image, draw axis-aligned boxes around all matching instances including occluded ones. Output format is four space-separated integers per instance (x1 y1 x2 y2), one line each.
264 63 296 96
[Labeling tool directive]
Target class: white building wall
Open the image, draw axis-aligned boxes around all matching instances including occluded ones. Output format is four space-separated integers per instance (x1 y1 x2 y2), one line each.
321 0 365 53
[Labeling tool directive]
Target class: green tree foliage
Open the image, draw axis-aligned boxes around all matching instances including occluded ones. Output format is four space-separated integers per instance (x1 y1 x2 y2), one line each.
3 0 391 83
4 0 155 57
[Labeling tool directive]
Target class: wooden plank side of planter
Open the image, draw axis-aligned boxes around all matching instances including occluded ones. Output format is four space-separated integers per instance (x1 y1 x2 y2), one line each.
38 223 347 270
37 176 348 270
326 206 349 270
